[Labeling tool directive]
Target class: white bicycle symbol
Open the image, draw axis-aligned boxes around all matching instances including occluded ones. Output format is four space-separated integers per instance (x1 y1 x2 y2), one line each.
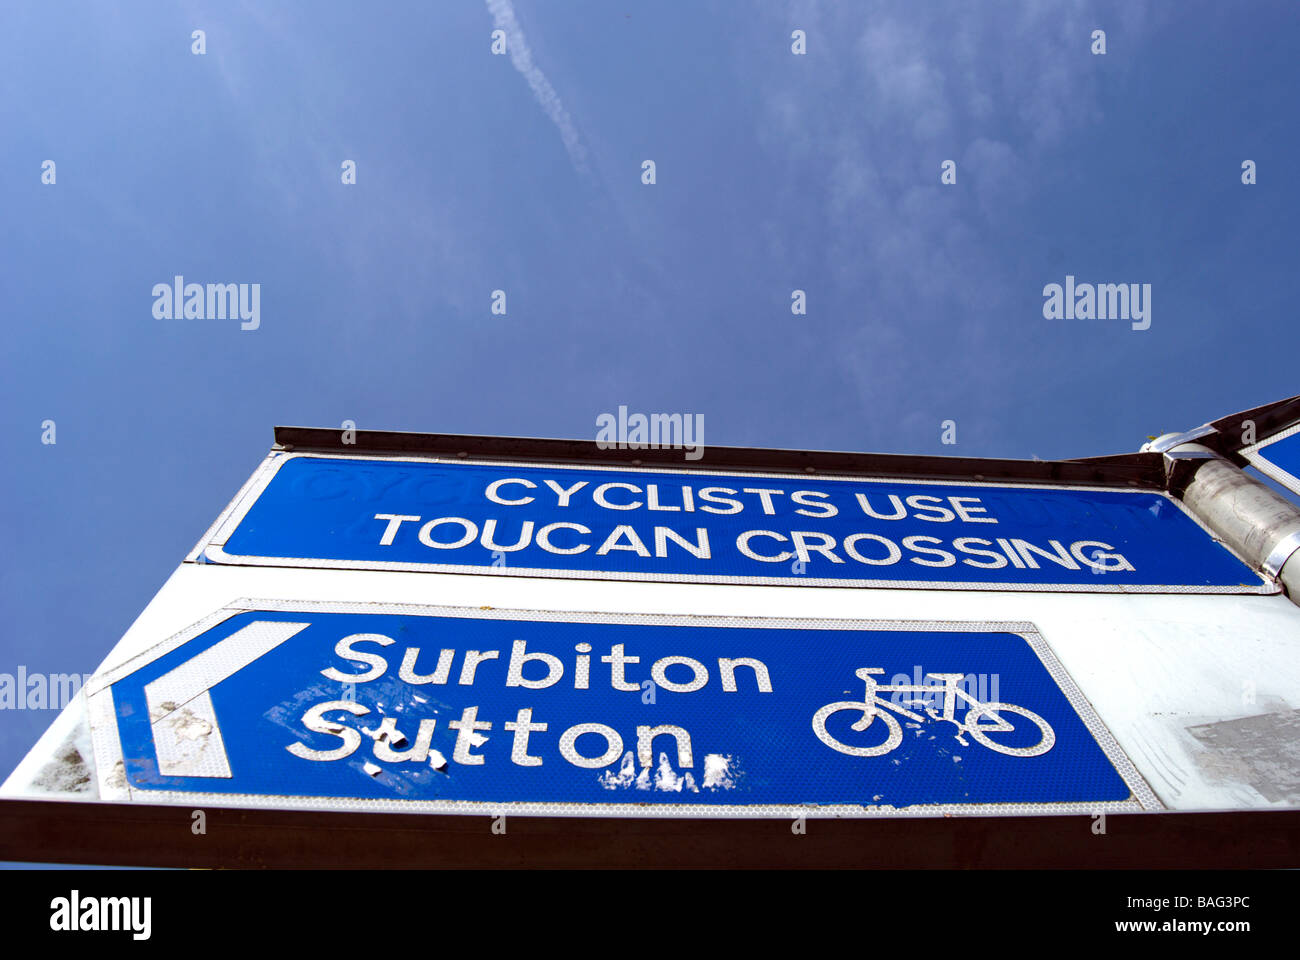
812 668 1056 758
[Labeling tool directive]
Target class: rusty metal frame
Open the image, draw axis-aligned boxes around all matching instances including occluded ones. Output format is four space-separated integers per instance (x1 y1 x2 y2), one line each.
273 426 1170 489
1 798 1297 868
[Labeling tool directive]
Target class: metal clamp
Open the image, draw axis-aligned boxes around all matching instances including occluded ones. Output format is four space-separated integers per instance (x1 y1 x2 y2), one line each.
1144 425 1217 454
1262 530 1300 580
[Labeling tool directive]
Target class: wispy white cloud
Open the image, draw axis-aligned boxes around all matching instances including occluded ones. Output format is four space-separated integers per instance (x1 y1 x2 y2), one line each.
741 2 1159 447
485 0 588 174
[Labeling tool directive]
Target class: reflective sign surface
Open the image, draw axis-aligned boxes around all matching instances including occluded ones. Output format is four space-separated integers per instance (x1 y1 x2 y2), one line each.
89 602 1158 815
1244 424 1300 498
200 454 1267 593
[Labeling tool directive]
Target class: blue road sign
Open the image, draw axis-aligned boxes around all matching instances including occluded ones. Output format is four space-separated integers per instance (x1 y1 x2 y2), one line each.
1244 425 1300 498
89 602 1156 815
199 453 1268 592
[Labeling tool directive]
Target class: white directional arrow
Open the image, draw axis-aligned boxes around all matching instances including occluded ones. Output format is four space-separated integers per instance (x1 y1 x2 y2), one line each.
144 620 311 777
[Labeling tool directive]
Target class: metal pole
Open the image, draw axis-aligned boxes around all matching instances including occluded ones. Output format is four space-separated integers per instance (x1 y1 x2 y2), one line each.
1146 433 1300 604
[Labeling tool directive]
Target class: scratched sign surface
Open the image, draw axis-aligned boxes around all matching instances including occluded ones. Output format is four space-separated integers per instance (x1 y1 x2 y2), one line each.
89 603 1155 814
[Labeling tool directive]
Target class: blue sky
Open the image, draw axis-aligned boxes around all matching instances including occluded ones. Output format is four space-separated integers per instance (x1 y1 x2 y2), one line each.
1 0 1298 775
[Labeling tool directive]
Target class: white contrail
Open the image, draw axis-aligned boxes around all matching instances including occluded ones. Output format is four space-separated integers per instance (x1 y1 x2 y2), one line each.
485 0 588 173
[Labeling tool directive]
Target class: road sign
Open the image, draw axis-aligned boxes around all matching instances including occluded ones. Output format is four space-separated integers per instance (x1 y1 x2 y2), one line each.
87 600 1157 816
9 418 1300 867
1243 423 1300 498
197 453 1268 593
